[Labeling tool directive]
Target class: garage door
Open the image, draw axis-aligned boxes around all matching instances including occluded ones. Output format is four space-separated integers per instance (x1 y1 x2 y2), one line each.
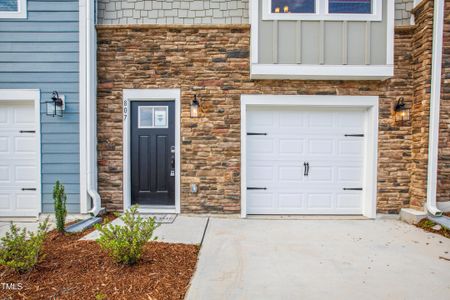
246 107 366 215
0 101 39 217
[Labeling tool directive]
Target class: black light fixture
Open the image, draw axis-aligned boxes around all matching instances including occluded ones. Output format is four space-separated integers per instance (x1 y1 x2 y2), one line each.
394 97 410 123
46 91 65 117
191 94 200 118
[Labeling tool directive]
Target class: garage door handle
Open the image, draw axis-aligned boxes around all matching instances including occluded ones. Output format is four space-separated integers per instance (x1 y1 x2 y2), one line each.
344 134 364 137
20 130 36 133
21 188 36 191
247 187 267 190
343 188 363 191
304 162 309 176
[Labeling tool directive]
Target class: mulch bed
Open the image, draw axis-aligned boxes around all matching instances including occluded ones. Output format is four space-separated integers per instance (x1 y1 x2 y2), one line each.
416 218 450 239
0 215 199 300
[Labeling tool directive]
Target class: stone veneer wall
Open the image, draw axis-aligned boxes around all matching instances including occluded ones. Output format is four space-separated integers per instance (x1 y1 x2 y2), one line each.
96 24 415 213
97 0 413 25
437 0 450 203
409 0 434 209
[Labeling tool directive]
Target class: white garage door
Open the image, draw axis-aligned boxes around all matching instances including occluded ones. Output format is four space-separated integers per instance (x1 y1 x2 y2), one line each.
246 107 366 215
0 101 39 217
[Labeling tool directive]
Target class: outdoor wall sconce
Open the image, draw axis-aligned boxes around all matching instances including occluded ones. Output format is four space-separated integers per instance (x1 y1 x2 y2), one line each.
191 94 200 118
46 91 65 117
394 97 410 123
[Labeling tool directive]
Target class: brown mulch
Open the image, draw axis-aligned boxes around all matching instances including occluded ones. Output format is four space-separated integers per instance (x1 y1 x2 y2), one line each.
416 218 450 239
0 216 200 300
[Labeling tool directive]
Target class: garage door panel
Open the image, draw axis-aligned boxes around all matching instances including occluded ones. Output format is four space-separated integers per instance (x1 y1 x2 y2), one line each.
247 107 365 215
306 193 333 209
336 193 362 209
247 192 274 209
0 101 39 216
279 139 304 154
278 193 303 208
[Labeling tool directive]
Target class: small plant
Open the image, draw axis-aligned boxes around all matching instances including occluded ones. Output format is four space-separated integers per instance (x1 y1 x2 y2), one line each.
53 180 67 233
0 218 49 273
94 205 158 265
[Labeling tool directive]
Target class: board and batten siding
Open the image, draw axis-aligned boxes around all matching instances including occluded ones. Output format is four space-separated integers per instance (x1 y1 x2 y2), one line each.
258 0 388 65
0 0 80 213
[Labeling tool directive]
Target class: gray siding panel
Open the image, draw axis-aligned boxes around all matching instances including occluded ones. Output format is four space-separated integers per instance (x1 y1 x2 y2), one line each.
0 1 80 213
257 0 388 65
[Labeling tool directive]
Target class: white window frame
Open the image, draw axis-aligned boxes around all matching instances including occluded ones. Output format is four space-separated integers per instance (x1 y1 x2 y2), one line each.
0 0 27 19
262 0 382 21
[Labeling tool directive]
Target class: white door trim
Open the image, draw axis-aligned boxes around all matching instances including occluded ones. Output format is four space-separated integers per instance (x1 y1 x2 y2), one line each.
0 89 41 216
122 89 181 214
241 95 379 218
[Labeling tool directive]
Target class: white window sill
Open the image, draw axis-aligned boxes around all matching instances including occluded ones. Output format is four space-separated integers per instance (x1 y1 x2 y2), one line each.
250 64 394 80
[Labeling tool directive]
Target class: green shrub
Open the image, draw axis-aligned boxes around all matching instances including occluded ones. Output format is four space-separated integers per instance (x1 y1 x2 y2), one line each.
53 180 67 233
0 218 49 273
94 205 158 265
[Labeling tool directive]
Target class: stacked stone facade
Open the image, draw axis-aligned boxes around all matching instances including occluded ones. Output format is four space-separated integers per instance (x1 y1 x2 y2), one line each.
96 0 449 213
97 24 414 213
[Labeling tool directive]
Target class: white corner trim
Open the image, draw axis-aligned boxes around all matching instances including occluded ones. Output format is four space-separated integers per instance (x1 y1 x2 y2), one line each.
0 0 27 19
79 0 88 214
0 89 41 216
240 95 379 219
262 0 383 21
426 0 445 215
251 64 394 80
386 0 395 65
123 89 181 214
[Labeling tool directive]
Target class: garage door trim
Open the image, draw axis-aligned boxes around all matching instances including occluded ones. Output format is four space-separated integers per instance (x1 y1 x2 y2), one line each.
241 95 379 219
0 89 41 216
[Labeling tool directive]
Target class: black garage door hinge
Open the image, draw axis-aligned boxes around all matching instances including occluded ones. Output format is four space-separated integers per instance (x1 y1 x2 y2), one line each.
343 188 363 191
344 134 364 137
247 187 267 190
247 132 267 136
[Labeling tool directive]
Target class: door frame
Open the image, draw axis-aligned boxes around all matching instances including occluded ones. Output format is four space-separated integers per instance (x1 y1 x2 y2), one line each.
0 89 41 216
240 95 379 219
123 89 181 213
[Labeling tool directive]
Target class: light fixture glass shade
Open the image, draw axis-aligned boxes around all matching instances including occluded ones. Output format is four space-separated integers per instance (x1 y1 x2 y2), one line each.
191 95 199 118
394 98 410 122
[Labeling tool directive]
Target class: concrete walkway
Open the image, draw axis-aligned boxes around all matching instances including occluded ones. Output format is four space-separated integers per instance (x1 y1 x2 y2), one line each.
82 215 208 245
186 217 450 300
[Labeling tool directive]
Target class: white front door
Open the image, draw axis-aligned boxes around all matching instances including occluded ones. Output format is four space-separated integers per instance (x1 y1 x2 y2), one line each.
0 101 39 216
246 106 366 215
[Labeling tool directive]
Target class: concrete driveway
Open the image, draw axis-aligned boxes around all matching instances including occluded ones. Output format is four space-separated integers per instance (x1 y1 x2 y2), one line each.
186 217 450 300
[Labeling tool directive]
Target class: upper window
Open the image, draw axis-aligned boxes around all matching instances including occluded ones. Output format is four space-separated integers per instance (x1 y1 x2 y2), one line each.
0 0 27 19
263 0 382 21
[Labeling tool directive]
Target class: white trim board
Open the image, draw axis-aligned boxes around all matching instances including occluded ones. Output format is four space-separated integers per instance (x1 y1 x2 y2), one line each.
251 64 394 80
0 89 41 216
240 95 379 219
0 0 27 19
122 89 181 214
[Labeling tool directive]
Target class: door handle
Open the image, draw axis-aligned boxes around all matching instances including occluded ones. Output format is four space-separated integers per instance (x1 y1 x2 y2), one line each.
304 162 310 176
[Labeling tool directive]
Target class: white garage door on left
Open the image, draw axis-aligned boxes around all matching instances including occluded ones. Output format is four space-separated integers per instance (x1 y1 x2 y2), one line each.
0 101 40 217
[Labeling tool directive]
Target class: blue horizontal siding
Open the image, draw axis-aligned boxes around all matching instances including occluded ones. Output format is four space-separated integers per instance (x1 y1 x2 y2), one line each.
0 43 78 52
0 1 80 213
0 32 78 42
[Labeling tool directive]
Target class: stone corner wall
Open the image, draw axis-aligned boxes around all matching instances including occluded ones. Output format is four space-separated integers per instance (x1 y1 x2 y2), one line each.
409 0 434 210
